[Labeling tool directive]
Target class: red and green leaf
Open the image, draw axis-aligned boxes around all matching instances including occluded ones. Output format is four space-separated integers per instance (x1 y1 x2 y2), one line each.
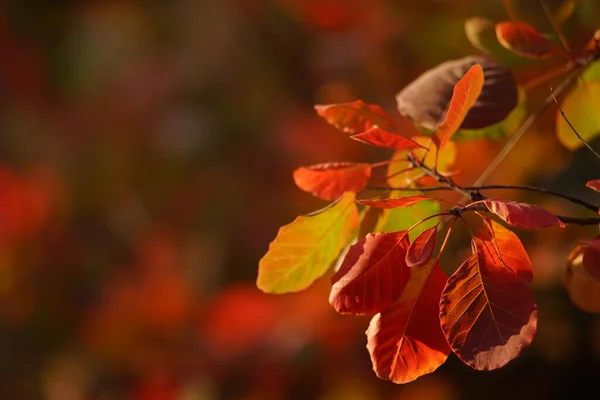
482 199 564 229
406 225 438 268
367 262 450 383
315 100 395 135
439 235 537 370
293 162 372 200
495 21 558 59
351 128 426 150
257 193 359 293
330 231 411 314
358 195 440 209
434 64 485 148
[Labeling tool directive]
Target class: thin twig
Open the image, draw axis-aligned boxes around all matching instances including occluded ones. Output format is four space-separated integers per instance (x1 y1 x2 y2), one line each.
551 86 600 160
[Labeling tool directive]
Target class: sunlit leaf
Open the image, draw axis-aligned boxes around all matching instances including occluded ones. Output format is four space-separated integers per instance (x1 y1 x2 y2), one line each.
476 218 534 283
464 17 528 65
495 21 559 59
257 193 359 293
351 128 426 150
565 244 600 313
434 64 484 148
397 56 518 131
315 100 395 135
482 199 564 229
358 195 440 209
330 231 411 314
556 81 600 150
586 179 600 193
440 240 538 370
406 226 438 268
367 262 450 383
583 234 600 281
293 162 372 200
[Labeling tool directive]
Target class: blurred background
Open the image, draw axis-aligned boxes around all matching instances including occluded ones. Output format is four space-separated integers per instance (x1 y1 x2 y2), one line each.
1 0 600 399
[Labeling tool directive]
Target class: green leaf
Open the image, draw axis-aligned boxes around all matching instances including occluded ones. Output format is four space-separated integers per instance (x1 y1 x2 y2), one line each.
371 191 440 241
583 61 600 82
453 87 527 141
556 80 600 150
257 193 359 293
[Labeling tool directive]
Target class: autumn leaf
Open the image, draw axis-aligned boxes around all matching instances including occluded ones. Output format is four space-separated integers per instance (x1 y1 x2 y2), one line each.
434 64 484 148
482 199 564 229
358 195 440 209
367 262 450 383
293 162 372 200
565 244 600 313
396 56 518 131
440 235 537 370
314 100 395 135
351 128 426 150
257 193 359 293
476 219 534 283
586 179 600 192
406 225 438 268
329 231 411 314
503 0 575 30
556 81 600 150
583 234 600 281
495 21 559 59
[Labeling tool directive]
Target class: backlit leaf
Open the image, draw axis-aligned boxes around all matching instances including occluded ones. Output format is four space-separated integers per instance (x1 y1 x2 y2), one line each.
495 21 558 59
434 64 484 148
483 199 564 228
315 100 395 135
406 226 438 268
367 262 450 383
293 162 372 200
464 17 527 65
476 218 534 283
556 81 600 150
586 179 600 192
583 234 600 281
397 56 518 131
330 231 410 314
358 195 439 209
440 241 538 370
351 128 426 150
257 193 359 293
565 244 600 313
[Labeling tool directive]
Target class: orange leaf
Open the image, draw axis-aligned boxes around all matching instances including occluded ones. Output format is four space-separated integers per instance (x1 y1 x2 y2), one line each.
440 242 537 370
565 243 600 313
586 179 600 193
406 225 438 268
475 218 533 283
293 162 372 200
483 199 564 228
434 64 484 148
314 100 395 135
330 231 411 314
583 234 600 281
367 262 450 383
351 128 426 150
358 195 439 209
495 21 558 59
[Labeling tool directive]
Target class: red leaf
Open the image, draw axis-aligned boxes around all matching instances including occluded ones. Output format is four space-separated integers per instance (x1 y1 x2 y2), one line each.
367 262 450 383
315 100 395 135
583 234 600 281
586 179 600 193
351 128 426 150
358 195 439 209
434 64 484 148
483 199 564 228
495 21 558 59
406 225 438 268
475 218 533 283
439 240 538 370
293 162 372 200
330 231 411 314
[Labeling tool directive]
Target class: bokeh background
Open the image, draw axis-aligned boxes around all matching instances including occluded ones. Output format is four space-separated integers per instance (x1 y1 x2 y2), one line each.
1 0 600 399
